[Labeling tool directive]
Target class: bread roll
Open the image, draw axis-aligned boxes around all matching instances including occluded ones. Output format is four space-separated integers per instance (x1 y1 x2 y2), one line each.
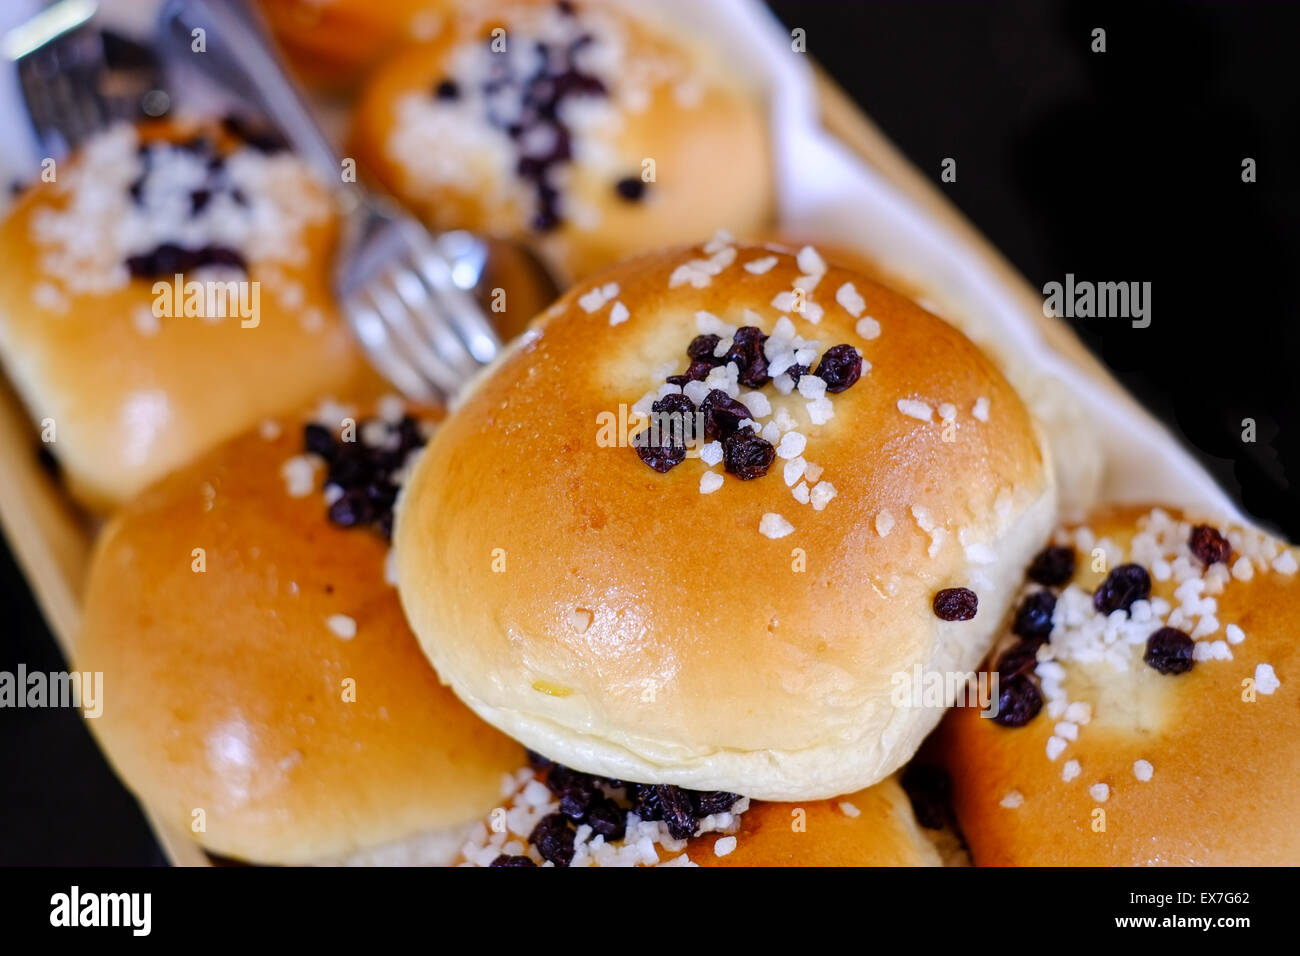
350 0 772 280
396 239 1058 801
257 0 451 88
939 505 1300 864
77 400 524 865
0 119 370 511
457 760 941 866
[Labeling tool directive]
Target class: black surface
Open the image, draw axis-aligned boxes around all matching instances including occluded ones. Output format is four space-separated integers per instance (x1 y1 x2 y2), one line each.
1 0 1296 866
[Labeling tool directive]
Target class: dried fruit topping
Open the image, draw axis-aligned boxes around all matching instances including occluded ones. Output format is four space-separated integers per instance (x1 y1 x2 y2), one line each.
1027 545 1076 586
699 389 753 440
1092 563 1151 615
303 414 429 539
814 344 862 393
722 427 775 480
933 587 979 621
1189 524 1232 566
1012 590 1056 641
992 675 1043 727
1144 626 1195 675
723 326 770 388
529 813 576 866
686 334 722 362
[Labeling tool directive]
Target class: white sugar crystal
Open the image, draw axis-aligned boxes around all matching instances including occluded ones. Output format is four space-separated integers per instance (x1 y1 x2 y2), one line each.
938 402 957 421
1089 783 1110 803
1055 721 1079 741
804 461 824 482
806 397 834 425
578 284 613 313
796 245 827 275
973 396 991 421
1062 760 1081 782
855 315 881 340
761 421 781 443
699 472 724 495
699 441 724 467
772 373 795 395
1045 736 1067 761
759 513 794 539
835 282 865 317
683 380 711 405
1231 557 1254 581
742 391 772 417
792 481 811 505
744 255 777 274
1272 550 1298 574
875 510 895 537
327 614 357 640
703 229 733 254
776 431 807 460
695 310 736 336
713 836 737 857
810 480 837 511
132 305 160 336
783 457 807 486
771 291 798 312
837 801 861 819
802 301 824 323
1064 701 1092 724
1133 759 1154 782
608 301 629 326
1255 663 1280 694
1000 791 1024 809
898 399 933 421
280 455 318 498
1225 623 1245 645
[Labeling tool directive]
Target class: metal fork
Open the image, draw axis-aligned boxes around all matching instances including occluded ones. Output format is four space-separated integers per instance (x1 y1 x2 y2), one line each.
5 0 166 159
151 0 507 404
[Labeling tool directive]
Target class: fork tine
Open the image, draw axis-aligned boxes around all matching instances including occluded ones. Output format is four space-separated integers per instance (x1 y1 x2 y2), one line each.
387 264 481 380
346 297 441 405
364 281 466 399
408 235 500 365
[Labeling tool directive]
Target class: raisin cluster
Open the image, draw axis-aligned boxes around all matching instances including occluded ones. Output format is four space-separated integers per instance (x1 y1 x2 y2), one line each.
491 753 741 867
302 415 428 540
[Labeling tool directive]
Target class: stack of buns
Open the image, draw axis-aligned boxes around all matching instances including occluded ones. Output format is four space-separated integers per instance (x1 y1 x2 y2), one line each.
3 0 1291 869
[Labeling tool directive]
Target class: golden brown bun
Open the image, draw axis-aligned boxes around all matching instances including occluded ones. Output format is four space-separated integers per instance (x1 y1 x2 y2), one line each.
939 505 1300 865
396 241 1057 800
76 405 525 865
258 0 451 88
691 778 941 867
458 769 940 866
350 0 772 281
0 120 372 512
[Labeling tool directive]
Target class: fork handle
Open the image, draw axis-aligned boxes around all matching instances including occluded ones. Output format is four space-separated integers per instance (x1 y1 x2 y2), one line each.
156 0 341 185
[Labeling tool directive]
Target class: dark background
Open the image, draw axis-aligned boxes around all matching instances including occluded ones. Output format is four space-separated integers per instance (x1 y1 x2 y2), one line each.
1 0 1296 865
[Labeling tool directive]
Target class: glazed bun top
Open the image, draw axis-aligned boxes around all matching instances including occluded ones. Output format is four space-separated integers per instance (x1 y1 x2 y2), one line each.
0 119 370 510
257 0 451 88
77 398 524 865
350 0 772 280
940 505 1300 865
396 239 1057 801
